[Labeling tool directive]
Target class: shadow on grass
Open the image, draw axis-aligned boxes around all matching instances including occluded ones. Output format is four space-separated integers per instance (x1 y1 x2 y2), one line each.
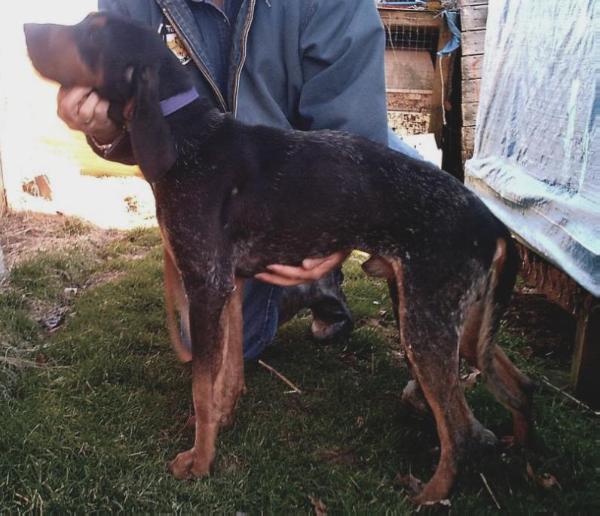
1 229 599 512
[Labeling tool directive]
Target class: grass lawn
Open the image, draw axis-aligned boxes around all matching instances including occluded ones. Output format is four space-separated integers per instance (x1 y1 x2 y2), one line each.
1 220 599 513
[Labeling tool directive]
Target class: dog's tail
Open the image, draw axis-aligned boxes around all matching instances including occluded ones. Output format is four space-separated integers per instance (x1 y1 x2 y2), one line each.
473 237 534 442
475 237 515 373
164 249 192 363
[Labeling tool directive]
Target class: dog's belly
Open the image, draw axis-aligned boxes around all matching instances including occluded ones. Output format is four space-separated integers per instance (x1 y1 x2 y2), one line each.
232 227 401 278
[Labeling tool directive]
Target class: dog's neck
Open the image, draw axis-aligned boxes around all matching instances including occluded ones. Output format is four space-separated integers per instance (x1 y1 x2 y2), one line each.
157 54 221 128
163 94 224 145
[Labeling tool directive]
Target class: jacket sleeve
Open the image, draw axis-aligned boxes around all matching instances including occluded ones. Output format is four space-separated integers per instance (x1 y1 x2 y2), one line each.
298 0 389 145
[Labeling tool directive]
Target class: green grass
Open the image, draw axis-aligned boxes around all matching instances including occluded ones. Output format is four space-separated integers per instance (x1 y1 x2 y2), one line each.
1 229 599 513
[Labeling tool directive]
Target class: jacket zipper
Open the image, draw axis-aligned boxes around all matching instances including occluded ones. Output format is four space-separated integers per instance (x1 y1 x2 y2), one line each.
231 0 256 117
161 7 228 112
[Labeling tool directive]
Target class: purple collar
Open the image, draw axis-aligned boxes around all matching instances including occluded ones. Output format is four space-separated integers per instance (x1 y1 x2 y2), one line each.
160 87 200 117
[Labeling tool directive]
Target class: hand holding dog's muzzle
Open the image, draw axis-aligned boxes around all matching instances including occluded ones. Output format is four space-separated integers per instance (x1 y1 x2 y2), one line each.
57 85 119 143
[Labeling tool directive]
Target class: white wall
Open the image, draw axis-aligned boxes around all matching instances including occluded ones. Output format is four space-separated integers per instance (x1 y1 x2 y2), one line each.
0 2 146 227
0 2 94 207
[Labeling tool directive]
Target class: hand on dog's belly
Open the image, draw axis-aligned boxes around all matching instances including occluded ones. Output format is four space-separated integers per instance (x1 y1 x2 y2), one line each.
254 250 350 286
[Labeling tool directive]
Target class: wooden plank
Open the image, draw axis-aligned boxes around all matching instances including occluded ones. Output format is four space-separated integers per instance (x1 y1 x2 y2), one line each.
462 125 475 154
378 9 441 29
461 30 486 56
458 0 488 6
461 4 488 32
462 54 484 81
572 297 600 407
462 101 479 127
462 79 481 104
387 90 432 113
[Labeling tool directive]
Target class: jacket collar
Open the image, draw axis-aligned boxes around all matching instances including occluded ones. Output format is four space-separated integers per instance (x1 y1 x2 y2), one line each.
154 0 256 113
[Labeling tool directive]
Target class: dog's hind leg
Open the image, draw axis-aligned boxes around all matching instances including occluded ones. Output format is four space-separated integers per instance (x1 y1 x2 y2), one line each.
387 259 483 504
463 239 534 446
169 278 245 479
487 347 534 445
363 256 430 416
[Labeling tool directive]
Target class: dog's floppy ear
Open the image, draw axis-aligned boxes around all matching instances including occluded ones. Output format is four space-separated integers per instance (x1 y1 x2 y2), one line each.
128 65 177 182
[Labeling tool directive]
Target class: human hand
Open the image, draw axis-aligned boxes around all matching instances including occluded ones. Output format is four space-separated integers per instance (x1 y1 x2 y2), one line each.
57 86 120 143
254 250 350 287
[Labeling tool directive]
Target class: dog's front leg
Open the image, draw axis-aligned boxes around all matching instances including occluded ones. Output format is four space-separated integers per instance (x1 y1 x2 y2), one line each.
169 280 244 479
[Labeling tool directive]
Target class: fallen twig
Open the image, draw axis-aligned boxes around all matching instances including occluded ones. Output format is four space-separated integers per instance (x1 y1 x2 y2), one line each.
0 355 68 369
540 376 600 416
480 473 501 510
258 359 302 394
0 356 42 369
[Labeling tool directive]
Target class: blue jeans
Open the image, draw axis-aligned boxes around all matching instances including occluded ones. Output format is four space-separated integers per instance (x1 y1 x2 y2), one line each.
242 279 282 360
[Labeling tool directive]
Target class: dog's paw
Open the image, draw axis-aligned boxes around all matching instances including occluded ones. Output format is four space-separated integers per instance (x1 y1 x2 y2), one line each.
168 448 210 479
411 482 452 507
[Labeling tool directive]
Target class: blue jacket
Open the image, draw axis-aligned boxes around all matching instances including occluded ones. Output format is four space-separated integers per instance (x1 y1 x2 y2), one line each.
96 0 418 159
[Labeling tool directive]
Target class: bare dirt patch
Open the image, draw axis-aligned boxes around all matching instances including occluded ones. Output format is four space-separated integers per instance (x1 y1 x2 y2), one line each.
0 211 120 271
0 211 134 338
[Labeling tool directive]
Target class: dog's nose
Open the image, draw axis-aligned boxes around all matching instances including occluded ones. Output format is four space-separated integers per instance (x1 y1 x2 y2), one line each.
24 23 43 42
23 23 48 54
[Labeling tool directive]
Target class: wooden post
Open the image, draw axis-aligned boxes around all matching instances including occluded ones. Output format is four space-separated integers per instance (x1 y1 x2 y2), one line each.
459 0 488 163
572 296 600 407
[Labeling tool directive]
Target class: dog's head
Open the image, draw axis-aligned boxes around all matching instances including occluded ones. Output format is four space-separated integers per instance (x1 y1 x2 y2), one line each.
24 13 189 182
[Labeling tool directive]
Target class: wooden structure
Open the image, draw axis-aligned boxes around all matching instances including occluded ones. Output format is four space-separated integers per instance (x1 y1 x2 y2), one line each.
459 0 599 406
378 5 456 144
518 245 600 406
459 0 487 163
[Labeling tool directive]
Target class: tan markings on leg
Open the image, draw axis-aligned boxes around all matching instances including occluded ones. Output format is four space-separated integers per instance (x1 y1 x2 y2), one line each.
213 278 245 428
170 358 218 479
459 299 484 367
192 280 245 464
170 279 246 479
163 248 191 363
476 237 507 373
491 347 533 444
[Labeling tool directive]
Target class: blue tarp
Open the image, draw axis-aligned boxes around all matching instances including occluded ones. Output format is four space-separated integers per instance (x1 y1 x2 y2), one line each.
465 0 599 296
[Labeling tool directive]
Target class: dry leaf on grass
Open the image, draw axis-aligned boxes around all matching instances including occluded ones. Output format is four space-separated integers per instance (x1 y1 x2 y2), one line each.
316 447 357 466
526 462 562 490
308 495 327 516
461 369 481 390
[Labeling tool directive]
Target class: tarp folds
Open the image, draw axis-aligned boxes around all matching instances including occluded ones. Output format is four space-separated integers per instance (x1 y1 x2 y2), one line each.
465 0 599 296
